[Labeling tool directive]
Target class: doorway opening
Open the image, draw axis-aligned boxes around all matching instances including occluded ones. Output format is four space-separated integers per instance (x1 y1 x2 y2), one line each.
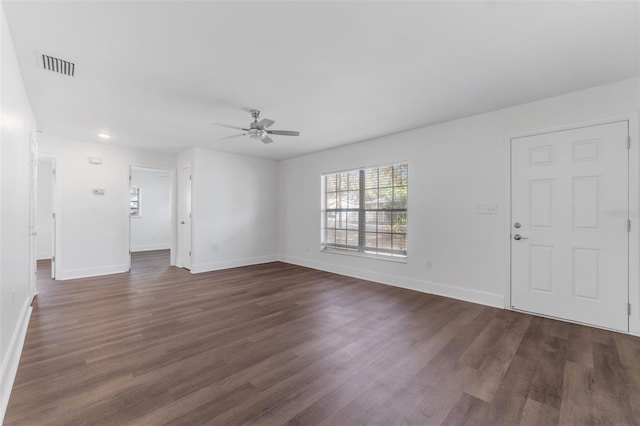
36 156 56 284
129 166 173 271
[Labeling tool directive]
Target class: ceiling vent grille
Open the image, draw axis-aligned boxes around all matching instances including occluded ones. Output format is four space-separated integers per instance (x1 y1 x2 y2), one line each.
42 54 75 77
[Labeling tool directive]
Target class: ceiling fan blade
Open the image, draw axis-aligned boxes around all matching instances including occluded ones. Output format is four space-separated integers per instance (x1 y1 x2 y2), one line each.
214 123 248 131
258 119 275 129
267 130 300 136
261 135 274 144
220 133 245 140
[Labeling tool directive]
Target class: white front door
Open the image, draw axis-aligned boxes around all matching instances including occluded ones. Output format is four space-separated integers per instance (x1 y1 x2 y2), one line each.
511 121 629 332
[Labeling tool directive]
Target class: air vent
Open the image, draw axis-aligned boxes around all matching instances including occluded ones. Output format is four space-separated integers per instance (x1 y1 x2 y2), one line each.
42 54 75 77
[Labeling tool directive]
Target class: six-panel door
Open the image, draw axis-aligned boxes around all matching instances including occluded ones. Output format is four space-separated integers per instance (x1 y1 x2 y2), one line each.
511 121 629 332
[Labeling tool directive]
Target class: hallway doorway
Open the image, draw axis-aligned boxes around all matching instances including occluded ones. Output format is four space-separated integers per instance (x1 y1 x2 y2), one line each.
129 167 173 269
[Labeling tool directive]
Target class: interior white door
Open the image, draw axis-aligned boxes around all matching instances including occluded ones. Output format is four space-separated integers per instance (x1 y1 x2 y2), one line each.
178 165 192 270
29 136 38 295
511 121 629 332
51 163 56 279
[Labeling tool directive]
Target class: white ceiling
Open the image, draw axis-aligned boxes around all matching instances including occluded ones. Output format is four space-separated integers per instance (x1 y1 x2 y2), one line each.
3 1 638 160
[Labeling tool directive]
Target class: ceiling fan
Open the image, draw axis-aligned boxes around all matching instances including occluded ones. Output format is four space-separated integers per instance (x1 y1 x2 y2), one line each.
214 110 300 144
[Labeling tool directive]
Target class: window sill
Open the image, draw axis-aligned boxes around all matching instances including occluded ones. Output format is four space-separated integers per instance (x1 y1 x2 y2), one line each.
321 247 408 264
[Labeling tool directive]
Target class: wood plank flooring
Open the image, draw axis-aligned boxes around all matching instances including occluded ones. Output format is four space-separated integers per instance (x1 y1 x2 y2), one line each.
5 251 640 425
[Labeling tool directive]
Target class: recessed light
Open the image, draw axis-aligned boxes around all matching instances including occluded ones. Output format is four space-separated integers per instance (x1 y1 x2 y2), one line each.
97 133 111 139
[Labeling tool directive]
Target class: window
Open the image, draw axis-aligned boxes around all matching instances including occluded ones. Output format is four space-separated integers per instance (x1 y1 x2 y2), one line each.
130 187 141 217
322 162 407 259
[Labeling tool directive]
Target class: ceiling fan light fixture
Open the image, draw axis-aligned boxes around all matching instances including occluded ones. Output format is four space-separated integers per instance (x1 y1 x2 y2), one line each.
214 110 300 144
246 129 266 139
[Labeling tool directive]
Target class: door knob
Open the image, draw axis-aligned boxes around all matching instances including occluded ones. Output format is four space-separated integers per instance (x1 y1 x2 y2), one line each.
180 221 185 224
513 234 528 240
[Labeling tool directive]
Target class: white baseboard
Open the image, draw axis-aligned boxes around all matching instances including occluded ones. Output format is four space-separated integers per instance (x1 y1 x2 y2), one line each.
278 255 504 309
430 281 505 309
190 255 278 274
57 264 129 280
130 244 171 252
279 254 431 292
0 297 33 422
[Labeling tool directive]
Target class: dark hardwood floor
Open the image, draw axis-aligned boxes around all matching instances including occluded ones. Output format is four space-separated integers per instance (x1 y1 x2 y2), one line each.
5 252 640 425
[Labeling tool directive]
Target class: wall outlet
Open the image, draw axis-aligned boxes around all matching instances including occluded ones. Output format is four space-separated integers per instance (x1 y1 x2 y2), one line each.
426 260 432 269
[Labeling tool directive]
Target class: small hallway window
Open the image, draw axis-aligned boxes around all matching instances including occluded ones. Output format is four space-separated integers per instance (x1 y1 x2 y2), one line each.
130 187 141 217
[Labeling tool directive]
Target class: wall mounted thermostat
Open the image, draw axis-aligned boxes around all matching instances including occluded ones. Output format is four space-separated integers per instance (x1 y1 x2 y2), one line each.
93 188 105 195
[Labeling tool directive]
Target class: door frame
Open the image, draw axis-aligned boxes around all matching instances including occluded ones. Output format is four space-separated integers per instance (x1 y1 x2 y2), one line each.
29 133 38 297
37 154 57 279
504 113 640 335
128 165 177 268
176 163 192 270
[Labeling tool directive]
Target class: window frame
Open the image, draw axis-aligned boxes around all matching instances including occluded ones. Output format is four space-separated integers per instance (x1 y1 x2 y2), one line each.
321 162 408 261
130 186 141 218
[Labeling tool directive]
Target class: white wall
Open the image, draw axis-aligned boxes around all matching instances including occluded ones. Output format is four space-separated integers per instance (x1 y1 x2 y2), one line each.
278 77 640 317
0 4 37 420
36 159 53 259
190 147 278 273
38 137 176 279
130 168 171 252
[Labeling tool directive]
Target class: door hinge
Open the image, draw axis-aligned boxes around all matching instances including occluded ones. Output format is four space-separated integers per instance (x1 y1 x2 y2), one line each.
189 175 192 181
627 136 631 149
52 212 56 219
51 256 55 262
189 250 191 257
628 219 631 232
628 303 632 316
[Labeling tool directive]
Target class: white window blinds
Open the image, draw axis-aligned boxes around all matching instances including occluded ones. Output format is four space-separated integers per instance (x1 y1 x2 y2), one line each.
322 162 407 258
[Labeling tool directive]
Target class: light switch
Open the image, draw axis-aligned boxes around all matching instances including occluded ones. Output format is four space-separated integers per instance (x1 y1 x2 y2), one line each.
477 204 497 214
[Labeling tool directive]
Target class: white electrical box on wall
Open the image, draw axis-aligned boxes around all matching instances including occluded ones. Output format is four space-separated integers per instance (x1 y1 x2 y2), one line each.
477 204 497 214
